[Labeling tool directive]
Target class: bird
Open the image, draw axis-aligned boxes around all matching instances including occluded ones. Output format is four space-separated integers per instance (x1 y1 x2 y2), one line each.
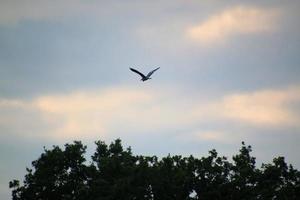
130 67 160 81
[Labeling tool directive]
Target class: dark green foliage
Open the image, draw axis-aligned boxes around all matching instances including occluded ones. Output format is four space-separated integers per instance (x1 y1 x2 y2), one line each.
10 140 300 200
10 141 89 200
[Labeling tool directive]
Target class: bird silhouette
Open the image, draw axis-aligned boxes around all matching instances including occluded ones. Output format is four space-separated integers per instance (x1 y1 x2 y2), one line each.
130 67 160 81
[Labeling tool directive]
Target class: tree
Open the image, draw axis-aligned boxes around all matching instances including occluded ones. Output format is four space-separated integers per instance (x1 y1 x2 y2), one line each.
193 149 232 200
150 155 194 200
10 141 89 200
89 139 146 200
10 139 300 200
229 142 260 199
258 156 300 199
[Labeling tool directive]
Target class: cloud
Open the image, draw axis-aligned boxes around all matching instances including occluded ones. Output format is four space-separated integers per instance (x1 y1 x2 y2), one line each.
33 87 156 139
0 0 81 25
0 99 26 108
0 0 135 25
186 6 279 45
196 131 228 142
32 86 198 140
0 0 187 25
0 85 299 142
178 130 235 143
196 86 300 126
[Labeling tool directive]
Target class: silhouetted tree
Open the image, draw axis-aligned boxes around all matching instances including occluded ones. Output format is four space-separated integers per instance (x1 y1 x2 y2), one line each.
10 141 89 200
193 149 232 200
10 139 300 200
257 156 300 199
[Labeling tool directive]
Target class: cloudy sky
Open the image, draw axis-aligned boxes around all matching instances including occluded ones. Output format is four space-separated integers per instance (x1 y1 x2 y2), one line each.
1 0 300 198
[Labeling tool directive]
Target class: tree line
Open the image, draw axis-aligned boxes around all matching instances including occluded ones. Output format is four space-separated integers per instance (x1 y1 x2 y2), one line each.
10 139 300 200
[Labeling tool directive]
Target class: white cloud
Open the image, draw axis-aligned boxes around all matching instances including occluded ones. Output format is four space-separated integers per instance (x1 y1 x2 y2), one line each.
186 6 279 45
188 130 235 143
195 86 300 126
0 0 187 25
0 0 81 25
33 87 157 139
196 131 228 141
0 99 26 108
0 0 139 25
33 86 198 140
0 85 299 142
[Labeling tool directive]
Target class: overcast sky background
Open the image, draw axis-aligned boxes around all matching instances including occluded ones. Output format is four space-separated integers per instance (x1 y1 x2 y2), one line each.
1 0 300 199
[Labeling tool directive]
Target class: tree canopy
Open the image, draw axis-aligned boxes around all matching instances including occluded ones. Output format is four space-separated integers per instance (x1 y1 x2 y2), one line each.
10 139 300 200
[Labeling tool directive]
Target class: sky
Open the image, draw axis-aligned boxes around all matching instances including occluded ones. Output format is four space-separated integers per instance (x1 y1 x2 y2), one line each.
1 0 300 199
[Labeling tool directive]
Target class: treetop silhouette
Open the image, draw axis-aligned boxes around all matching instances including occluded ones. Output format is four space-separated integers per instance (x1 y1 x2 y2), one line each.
10 139 300 200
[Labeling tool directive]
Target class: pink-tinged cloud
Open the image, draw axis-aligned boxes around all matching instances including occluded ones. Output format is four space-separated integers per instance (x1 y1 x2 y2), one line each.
186 6 279 45
176 130 237 143
0 85 299 142
31 86 194 140
195 86 300 126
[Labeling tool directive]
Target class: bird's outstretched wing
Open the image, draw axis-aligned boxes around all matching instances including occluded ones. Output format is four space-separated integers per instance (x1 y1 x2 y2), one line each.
130 68 146 79
146 67 160 78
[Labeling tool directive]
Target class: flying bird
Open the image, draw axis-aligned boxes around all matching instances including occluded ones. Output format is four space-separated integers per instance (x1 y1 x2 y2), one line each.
130 67 160 81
